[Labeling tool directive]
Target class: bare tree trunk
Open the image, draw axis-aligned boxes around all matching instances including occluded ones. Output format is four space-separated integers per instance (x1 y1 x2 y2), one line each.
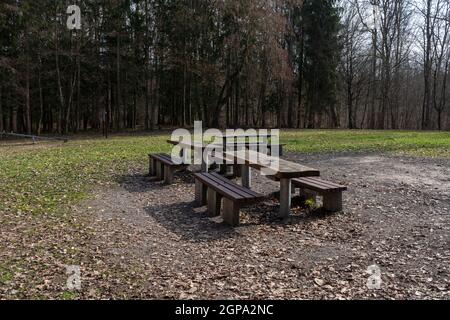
116 33 122 131
38 54 44 135
11 101 18 133
369 22 377 129
55 25 65 134
76 31 81 133
422 0 432 129
25 56 32 134
297 23 304 129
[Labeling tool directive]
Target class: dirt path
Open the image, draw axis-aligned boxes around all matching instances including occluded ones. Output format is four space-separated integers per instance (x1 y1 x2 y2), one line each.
83 152 450 299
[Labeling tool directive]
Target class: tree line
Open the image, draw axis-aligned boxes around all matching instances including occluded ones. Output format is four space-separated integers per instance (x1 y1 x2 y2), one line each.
0 0 449 134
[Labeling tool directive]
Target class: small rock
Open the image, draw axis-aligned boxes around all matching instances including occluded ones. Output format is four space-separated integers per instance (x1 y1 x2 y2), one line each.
314 278 325 286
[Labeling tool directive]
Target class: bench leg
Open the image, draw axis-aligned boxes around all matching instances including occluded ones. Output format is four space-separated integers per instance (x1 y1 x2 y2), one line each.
269 145 283 157
207 188 222 217
222 198 240 227
156 161 164 180
195 180 207 206
164 166 175 184
149 157 157 176
241 165 251 188
201 159 208 173
279 178 292 217
226 165 234 176
323 192 343 212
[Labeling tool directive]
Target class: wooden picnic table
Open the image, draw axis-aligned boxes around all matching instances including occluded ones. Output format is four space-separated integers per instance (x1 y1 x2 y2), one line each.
168 139 320 217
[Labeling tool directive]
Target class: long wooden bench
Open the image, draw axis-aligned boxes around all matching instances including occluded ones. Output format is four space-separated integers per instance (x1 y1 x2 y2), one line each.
194 172 264 226
149 153 188 184
291 177 347 212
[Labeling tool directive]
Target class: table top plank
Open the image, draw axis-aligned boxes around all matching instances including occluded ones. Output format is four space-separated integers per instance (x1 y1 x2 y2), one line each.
168 140 320 179
222 149 319 179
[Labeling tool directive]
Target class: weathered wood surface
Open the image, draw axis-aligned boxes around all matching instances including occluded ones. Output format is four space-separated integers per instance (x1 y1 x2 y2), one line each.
149 153 187 184
292 177 347 212
149 153 185 167
221 150 319 179
167 139 282 153
194 172 264 226
292 177 347 193
193 172 263 205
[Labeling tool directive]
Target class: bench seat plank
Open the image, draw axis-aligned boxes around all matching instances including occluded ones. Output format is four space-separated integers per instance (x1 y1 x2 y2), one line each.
194 172 263 204
150 153 185 167
292 177 347 193
300 177 345 190
149 153 187 184
209 172 260 198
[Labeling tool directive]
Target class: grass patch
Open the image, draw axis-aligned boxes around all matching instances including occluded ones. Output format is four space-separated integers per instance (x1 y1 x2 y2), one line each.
60 291 78 300
0 266 13 284
281 130 450 156
0 134 170 216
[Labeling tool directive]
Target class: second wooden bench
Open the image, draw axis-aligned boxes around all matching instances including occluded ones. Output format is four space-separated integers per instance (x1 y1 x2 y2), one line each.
149 153 188 184
194 172 264 226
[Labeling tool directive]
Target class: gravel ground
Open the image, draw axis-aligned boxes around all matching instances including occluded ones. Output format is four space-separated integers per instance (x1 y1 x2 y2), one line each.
84 152 450 299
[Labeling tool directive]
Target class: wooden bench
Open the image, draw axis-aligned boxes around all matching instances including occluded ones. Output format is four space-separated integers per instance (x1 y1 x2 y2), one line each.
149 153 188 184
193 172 264 226
291 177 347 212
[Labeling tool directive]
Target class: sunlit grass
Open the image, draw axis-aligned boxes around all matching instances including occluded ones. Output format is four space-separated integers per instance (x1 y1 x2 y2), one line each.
281 130 450 157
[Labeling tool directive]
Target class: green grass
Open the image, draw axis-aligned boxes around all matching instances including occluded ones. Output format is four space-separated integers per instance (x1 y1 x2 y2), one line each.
0 134 170 216
282 130 450 156
0 130 449 218
0 266 13 284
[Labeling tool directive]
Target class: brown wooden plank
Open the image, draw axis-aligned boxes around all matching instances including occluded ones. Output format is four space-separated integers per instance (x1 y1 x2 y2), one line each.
198 173 257 200
296 180 332 191
301 177 347 190
194 173 263 203
151 154 173 164
292 181 331 193
300 177 347 190
223 150 320 179
209 172 261 198
296 177 336 189
194 174 246 202
169 141 320 179
150 153 186 167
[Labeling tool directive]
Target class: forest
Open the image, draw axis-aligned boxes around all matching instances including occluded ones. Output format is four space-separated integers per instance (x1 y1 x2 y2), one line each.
0 0 449 134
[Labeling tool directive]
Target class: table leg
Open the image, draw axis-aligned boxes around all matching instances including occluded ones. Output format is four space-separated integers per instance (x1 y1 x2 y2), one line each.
241 165 251 188
201 160 208 172
279 178 292 217
201 151 208 172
